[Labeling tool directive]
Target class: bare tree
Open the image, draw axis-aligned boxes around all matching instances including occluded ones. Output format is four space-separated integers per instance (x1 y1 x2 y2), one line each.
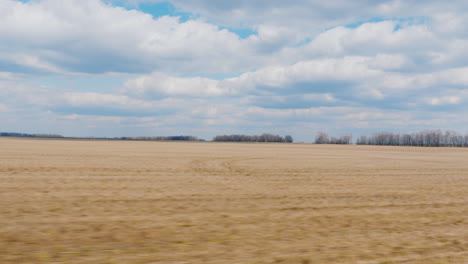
356 135 367 145
213 134 292 143
315 132 352 144
315 132 330 144
356 130 468 147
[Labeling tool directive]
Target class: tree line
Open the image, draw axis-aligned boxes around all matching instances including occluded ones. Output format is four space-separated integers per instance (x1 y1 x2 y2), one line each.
213 133 293 143
0 132 200 141
0 132 64 138
314 130 468 147
119 136 200 141
356 130 468 147
5 130 468 147
314 132 353 144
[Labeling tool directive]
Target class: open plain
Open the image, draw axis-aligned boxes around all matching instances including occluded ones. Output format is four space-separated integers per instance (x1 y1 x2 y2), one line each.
0 137 467 264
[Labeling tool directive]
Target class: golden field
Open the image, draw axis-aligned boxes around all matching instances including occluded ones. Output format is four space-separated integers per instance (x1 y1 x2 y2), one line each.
0 137 467 264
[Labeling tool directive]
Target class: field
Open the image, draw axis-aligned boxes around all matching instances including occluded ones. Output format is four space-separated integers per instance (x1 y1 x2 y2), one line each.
0 138 467 264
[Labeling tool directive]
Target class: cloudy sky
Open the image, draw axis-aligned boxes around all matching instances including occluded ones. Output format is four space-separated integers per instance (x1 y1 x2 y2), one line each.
1 0 468 141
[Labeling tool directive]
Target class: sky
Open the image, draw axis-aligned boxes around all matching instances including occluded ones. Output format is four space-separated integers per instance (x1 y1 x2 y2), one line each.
1 0 468 141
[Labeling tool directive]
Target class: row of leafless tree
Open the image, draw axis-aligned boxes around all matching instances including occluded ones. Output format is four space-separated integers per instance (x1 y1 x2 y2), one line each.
315 132 353 144
213 134 293 143
119 136 200 141
0 132 64 138
315 130 468 147
356 130 468 147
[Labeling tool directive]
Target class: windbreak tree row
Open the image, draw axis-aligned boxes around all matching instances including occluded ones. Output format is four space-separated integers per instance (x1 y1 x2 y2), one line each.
314 132 353 144
213 134 293 143
0 132 64 138
119 136 199 141
356 130 468 147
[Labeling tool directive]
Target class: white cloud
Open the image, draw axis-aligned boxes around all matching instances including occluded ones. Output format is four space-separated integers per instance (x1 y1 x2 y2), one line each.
428 96 461 106
0 72 16 80
431 12 467 36
440 67 468 85
54 92 209 117
62 92 153 109
163 0 468 27
125 56 385 98
2 0 468 140
1 0 467 77
286 21 438 63
12 54 65 73
369 54 409 70
0 103 9 112
0 0 265 74
125 72 227 97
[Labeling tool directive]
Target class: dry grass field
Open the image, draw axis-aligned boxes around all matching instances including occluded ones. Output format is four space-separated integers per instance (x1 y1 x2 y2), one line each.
0 137 467 264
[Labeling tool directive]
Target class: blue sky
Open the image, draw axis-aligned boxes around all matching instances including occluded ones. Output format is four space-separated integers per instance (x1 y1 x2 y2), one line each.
1 0 468 141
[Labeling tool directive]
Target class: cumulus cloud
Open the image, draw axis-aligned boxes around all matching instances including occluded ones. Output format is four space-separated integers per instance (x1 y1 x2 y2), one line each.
0 103 9 112
306 21 436 55
0 72 16 80
2 0 467 76
3 0 468 140
125 72 228 97
125 54 465 103
124 56 383 98
138 0 468 43
428 96 461 106
0 0 268 75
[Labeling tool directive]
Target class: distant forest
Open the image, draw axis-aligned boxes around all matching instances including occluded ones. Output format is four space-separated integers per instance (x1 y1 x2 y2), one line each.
0 132 199 141
316 130 468 147
4 130 468 147
120 136 200 141
356 130 468 147
0 132 294 143
0 132 64 138
212 134 293 143
314 132 353 145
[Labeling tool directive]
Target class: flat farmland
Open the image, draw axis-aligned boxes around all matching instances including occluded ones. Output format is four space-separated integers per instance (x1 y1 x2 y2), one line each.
0 138 467 264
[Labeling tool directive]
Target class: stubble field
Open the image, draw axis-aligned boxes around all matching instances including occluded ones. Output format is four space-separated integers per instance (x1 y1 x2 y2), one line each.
0 137 467 264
